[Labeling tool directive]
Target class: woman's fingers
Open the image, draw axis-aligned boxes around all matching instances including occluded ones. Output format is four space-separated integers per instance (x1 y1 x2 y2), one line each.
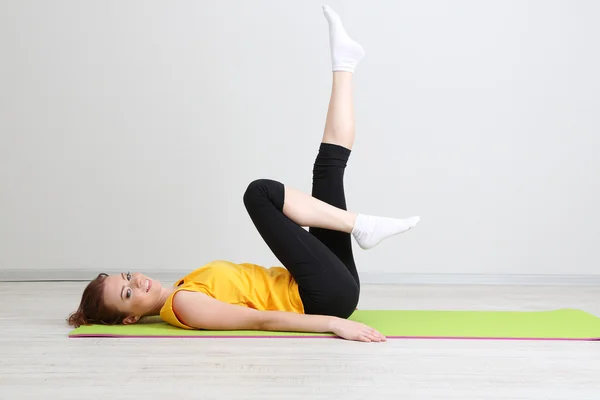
361 332 379 342
367 327 386 342
356 333 385 342
347 323 386 343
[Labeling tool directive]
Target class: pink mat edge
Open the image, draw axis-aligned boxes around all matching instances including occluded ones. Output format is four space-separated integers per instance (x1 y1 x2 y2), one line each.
68 333 600 341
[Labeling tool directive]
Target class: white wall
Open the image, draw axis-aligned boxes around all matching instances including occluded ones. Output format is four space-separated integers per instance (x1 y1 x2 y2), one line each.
1 0 599 281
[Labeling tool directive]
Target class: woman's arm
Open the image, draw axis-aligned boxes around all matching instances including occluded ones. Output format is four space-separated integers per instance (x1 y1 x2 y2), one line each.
172 291 386 342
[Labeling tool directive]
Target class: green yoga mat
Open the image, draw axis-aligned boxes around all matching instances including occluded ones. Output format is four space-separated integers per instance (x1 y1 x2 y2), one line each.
68 309 600 340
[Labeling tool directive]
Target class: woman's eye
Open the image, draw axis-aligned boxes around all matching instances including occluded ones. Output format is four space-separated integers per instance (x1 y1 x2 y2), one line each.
126 272 131 281
126 288 132 299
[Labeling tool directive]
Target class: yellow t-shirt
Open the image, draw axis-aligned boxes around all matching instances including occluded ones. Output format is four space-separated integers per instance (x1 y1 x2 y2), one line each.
159 260 305 329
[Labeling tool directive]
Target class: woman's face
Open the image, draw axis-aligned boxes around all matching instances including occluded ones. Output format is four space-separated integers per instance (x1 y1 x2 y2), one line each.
102 272 165 324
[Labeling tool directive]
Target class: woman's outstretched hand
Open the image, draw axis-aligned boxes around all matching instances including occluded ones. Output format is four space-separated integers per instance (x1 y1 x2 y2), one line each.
330 318 387 342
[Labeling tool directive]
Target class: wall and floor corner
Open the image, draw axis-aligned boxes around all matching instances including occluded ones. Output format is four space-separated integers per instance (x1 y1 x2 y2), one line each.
1 1 599 285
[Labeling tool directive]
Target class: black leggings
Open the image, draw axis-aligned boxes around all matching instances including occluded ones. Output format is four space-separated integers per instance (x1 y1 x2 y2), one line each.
243 143 359 319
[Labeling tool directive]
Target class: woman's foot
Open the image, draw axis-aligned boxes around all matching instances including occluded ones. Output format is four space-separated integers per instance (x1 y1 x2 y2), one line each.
322 5 365 73
351 214 420 250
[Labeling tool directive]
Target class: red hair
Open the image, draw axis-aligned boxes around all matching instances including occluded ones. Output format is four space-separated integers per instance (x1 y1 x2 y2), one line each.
67 273 128 328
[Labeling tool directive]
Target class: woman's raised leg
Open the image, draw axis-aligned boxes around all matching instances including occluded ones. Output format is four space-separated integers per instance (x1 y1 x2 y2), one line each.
281 6 420 254
308 72 360 281
307 6 420 258
305 6 366 283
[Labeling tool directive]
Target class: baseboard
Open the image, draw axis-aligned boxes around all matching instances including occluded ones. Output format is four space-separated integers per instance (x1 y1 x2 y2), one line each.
1 269 599 286
360 272 600 286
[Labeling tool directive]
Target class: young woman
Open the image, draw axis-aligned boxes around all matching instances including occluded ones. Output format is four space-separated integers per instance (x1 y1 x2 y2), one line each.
68 5 420 343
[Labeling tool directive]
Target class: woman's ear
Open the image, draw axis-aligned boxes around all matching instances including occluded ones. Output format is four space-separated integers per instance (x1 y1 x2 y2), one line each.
122 315 140 325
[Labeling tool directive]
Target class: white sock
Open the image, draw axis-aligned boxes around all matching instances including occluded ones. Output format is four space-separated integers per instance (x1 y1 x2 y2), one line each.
322 5 365 73
351 214 420 250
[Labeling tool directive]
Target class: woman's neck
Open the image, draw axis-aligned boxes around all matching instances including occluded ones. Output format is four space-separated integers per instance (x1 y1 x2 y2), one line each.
147 287 176 316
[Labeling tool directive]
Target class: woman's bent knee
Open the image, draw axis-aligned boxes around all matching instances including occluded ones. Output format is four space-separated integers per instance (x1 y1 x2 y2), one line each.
243 179 284 211
243 179 268 205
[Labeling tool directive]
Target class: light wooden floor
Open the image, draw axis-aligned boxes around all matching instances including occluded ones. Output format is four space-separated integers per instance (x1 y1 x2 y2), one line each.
1 282 599 399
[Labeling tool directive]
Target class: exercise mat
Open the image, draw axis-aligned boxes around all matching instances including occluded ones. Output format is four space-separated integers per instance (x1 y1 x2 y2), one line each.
68 309 600 340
